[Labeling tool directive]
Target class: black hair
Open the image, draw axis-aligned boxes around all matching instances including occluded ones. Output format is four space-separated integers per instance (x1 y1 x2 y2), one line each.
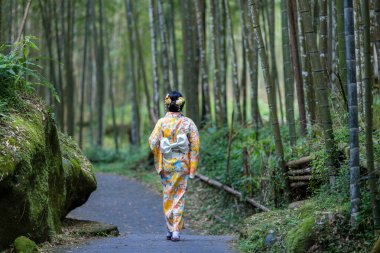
166 91 185 112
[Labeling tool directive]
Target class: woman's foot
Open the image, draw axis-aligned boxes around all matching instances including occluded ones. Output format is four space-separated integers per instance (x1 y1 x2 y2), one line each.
171 231 180 241
166 231 172 240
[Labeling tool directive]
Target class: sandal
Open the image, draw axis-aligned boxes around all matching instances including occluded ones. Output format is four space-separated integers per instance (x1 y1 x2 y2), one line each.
166 231 172 240
171 231 180 241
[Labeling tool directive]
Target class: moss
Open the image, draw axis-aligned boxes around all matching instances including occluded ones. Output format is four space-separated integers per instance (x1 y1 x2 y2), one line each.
14 236 38 253
0 108 44 178
372 236 380 253
0 98 96 249
285 216 315 253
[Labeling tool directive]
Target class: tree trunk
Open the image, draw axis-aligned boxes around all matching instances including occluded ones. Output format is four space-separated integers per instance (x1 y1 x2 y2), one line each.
168 0 179 91
219 1 228 125
194 0 210 124
149 0 160 120
133 6 153 126
354 0 364 117
337 0 349 103
209 0 223 127
282 0 297 146
298 7 317 126
157 0 171 93
15 0 32 43
247 2 262 129
239 0 248 122
181 0 199 124
91 0 105 146
224 0 242 124
0 0 2 44
249 0 291 201
267 0 283 124
125 0 140 146
241 35 247 123
64 0 76 138
299 0 338 186
104 11 119 152
375 0 380 83
319 0 328 68
361 0 380 232
288 0 307 137
79 0 91 149
38 0 59 124
53 0 65 129
344 0 360 228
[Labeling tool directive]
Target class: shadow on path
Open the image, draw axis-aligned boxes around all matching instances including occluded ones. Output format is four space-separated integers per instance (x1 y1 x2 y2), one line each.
53 173 238 253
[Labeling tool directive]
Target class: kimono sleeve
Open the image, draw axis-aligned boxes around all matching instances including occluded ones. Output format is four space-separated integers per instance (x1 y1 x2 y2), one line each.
148 119 163 174
188 120 200 175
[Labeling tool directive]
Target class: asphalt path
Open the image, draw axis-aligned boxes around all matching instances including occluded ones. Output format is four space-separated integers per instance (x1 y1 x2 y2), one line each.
53 173 238 253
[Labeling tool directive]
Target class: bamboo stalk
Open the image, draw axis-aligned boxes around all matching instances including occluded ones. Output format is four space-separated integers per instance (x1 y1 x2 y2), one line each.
15 0 32 43
226 110 235 182
345 0 360 228
195 173 270 212
249 0 290 201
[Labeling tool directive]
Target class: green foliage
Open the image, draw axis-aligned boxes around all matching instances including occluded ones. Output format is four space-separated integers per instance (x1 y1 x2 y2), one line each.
0 37 58 112
85 144 150 169
198 123 298 206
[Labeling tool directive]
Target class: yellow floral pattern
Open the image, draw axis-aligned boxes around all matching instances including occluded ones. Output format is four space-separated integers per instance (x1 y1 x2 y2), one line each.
148 112 200 232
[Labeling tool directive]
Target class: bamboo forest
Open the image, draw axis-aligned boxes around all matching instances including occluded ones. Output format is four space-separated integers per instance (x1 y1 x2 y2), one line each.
1 0 380 252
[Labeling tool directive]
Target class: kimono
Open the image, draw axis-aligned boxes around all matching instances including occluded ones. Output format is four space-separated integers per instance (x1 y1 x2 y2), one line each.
148 112 200 232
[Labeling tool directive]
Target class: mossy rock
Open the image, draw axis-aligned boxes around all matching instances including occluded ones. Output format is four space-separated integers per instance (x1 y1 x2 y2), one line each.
0 97 96 250
285 216 315 253
372 236 380 253
14 236 38 253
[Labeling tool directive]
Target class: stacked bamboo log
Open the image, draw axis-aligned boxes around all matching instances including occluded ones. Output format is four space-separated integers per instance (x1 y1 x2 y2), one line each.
286 156 313 188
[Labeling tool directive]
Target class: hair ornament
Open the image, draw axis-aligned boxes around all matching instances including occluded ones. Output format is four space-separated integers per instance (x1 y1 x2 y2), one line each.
165 94 171 105
176 97 185 106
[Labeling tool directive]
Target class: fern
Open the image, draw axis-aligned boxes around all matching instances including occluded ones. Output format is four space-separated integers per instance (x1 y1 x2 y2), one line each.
0 36 59 111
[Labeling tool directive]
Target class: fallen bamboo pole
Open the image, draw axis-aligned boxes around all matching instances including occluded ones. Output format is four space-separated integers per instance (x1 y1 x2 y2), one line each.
195 173 270 212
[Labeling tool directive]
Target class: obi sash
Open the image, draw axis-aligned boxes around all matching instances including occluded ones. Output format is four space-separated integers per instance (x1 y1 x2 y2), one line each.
160 133 189 154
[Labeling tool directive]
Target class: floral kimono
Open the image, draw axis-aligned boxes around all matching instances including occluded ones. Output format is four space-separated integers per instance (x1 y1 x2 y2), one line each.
148 112 200 232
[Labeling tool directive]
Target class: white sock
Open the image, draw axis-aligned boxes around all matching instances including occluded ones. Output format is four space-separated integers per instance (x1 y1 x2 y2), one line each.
172 231 180 238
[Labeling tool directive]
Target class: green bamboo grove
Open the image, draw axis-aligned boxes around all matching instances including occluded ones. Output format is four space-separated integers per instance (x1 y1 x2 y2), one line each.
0 0 379 235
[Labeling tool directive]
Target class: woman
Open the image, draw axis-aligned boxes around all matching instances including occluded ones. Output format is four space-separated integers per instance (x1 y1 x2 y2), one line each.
148 91 200 241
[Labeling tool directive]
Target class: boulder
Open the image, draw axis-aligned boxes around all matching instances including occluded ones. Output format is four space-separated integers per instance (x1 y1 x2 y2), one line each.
0 98 96 250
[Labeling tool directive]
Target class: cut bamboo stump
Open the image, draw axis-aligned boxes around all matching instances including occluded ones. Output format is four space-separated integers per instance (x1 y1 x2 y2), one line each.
286 156 312 168
287 156 313 188
195 173 270 212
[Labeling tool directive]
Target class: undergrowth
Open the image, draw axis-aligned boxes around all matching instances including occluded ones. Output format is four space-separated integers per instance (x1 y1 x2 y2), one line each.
0 37 57 114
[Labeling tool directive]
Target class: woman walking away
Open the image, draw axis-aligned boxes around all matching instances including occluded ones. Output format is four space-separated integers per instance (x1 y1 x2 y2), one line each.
148 91 200 242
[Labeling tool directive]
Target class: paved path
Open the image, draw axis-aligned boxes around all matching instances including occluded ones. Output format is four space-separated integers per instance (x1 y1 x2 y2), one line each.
54 173 238 253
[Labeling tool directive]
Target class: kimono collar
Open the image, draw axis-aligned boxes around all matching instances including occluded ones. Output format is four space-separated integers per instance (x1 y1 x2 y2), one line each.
165 112 184 118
